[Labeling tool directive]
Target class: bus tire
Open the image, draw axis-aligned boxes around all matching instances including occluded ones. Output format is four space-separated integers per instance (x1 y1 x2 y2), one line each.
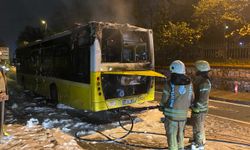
49 84 58 105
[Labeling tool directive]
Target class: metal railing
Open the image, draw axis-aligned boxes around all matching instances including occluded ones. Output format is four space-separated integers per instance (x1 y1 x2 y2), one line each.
155 43 250 65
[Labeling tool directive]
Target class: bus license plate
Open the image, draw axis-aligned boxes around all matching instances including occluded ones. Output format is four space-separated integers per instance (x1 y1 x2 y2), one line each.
122 99 135 105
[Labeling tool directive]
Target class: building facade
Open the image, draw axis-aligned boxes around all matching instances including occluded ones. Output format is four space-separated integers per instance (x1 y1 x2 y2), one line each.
0 47 9 64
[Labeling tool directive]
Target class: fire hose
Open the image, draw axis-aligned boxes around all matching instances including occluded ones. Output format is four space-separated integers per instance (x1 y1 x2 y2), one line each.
75 107 250 149
75 110 168 149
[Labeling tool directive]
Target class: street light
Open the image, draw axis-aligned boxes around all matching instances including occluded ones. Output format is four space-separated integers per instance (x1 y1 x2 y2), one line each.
224 25 229 59
239 41 244 47
41 19 47 33
225 25 229 30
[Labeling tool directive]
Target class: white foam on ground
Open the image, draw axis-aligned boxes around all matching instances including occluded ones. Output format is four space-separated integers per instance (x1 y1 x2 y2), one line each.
42 119 59 129
33 97 44 100
0 135 14 144
62 127 71 133
11 103 18 109
133 117 142 123
59 119 72 124
26 118 39 128
73 122 87 128
48 112 57 116
111 122 119 126
76 130 96 136
56 104 74 110
25 107 54 113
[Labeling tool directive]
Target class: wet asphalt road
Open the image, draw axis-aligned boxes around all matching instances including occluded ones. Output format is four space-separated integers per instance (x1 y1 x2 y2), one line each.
208 99 250 123
155 92 250 124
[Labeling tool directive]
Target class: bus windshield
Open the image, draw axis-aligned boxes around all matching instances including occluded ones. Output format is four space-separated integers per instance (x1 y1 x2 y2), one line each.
102 29 150 63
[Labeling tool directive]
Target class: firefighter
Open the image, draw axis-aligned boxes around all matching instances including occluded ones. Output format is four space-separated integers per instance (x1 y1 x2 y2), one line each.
159 60 193 150
191 60 211 150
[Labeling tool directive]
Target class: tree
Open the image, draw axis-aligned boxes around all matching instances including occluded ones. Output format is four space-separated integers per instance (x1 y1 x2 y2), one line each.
193 0 248 28
132 0 203 64
149 21 201 65
239 24 250 36
159 21 201 48
193 0 249 41
133 0 200 49
133 0 169 28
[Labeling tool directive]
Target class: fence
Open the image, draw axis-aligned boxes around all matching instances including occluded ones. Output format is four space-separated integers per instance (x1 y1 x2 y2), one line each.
202 42 250 60
155 43 250 65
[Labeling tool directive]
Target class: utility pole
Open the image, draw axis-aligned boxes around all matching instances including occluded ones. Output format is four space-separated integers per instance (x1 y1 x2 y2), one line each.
41 19 48 34
224 25 229 59
0 101 5 142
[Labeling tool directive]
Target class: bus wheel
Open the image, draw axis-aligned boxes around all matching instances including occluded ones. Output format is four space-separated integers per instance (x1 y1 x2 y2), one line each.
49 84 58 106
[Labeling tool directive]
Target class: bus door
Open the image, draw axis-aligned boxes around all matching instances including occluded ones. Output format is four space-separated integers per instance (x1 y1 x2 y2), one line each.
69 30 91 109
53 42 71 103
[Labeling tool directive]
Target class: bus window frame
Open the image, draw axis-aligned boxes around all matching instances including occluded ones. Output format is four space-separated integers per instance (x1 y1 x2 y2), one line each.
101 28 151 64
70 27 91 84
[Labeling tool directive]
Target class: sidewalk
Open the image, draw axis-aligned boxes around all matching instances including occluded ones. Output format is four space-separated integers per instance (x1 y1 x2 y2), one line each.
210 89 250 105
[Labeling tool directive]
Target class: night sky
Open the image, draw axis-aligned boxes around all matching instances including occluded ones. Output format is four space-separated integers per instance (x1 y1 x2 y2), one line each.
0 0 134 56
0 1 60 51
3 0 249 57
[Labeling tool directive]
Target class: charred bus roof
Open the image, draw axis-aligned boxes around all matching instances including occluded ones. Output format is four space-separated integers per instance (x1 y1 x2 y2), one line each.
17 21 151 50
88 21 150 32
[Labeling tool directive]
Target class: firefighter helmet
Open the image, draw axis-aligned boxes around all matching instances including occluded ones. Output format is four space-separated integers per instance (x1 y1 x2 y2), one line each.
170 60 186 74
195 60 210 72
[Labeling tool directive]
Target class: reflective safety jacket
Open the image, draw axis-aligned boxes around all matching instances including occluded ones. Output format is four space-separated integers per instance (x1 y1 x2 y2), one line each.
160 80 193 121
192 76 211 113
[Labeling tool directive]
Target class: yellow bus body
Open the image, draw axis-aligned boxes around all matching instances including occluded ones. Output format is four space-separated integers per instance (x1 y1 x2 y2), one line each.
16 22 166 112
18 70 163 112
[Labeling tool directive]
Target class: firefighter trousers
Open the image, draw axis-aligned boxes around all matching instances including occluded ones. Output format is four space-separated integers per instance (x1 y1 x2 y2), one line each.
191 112 207 145
164 118 186 150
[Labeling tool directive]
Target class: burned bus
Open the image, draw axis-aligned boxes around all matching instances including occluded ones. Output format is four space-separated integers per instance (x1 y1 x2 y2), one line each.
16 21 165 112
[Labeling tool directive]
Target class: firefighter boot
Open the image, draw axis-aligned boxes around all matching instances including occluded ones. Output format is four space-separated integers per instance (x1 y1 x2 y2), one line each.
191 142 199 150
197 144 205 150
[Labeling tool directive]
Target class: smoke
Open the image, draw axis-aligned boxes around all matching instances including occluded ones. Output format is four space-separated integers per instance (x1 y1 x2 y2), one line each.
95 0 135 23
0 0 136 51
49 0 135 31
78 0 135 23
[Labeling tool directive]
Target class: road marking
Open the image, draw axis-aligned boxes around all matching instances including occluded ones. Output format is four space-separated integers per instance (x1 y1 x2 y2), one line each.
155 91 250 108
208 114 250 125
209 99 250 108
206 140 250 147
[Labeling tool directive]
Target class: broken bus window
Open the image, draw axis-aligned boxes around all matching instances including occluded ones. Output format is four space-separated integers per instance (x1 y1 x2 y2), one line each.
101 28 150 63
